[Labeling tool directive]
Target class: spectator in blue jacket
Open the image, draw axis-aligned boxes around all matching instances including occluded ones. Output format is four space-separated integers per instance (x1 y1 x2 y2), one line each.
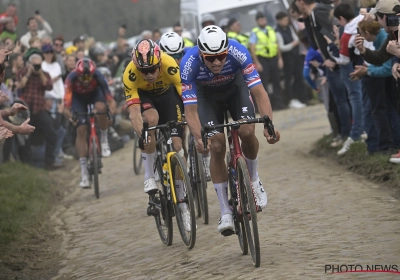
350 20 400 155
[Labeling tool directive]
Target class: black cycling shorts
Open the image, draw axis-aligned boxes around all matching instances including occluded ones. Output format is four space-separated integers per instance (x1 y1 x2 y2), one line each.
71 88 106 126
196 72 255 137
139 86 184 138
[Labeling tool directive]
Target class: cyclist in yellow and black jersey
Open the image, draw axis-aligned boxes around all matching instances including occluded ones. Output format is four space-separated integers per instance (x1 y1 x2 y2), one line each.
123 39 184 195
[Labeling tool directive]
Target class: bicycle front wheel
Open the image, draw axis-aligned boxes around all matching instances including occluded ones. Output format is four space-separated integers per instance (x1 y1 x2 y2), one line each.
171 153 196 249
189 149 201 218
153 152 173 246
133 133 143 175
92 138 100 199
194 149 208 224
226 152 247 255
237 157 260 267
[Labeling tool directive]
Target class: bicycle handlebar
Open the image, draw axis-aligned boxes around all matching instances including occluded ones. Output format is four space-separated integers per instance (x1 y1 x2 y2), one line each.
201 115 277 151
141 120 187 145
72 109 112 122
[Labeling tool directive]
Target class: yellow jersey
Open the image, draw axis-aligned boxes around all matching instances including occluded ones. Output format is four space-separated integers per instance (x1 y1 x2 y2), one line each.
123 52 182 107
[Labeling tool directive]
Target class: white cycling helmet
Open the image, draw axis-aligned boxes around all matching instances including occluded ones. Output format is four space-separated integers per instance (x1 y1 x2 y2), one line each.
197 25 228 54
159 32 185 54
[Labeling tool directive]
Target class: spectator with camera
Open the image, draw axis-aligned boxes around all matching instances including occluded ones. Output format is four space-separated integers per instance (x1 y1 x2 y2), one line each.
355 0 400 163
16 53 59 169
356 0 400 64
350 20 400 156
0 48 34 135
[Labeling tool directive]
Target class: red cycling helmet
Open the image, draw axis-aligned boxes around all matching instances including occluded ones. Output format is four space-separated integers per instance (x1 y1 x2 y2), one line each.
76 58 96 81
132 39 161 70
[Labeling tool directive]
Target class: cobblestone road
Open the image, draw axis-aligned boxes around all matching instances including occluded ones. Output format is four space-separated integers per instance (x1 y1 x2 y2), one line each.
51 105 400 280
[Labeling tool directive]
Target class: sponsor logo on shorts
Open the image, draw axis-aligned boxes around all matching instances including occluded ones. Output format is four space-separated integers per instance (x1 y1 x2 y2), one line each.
176 104 182 121
241 115 254 120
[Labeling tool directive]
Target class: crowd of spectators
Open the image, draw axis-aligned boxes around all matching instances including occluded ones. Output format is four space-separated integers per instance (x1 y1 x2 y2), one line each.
0 3 132 169
1 0 400 170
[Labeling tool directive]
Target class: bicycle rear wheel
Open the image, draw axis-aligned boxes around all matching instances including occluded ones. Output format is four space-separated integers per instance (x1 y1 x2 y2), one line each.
152 152 173 246
194 149 208 224
92 138 100 199
171 153 196 249
133 133 143 175
237 157 260 267
226 152 248 255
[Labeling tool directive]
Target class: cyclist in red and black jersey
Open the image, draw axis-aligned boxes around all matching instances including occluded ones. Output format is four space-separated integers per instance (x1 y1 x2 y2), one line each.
64 58 115 188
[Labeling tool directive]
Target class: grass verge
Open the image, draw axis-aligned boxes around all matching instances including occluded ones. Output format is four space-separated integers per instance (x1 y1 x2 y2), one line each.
311 136 400 197
0 162 58 251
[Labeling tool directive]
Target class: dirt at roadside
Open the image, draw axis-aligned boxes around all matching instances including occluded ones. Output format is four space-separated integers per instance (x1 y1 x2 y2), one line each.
0 161 76 280
311 139 400 199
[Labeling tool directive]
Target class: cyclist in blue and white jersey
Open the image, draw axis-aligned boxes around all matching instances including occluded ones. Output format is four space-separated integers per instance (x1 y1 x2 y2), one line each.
181 25 280 235
159 31 212 180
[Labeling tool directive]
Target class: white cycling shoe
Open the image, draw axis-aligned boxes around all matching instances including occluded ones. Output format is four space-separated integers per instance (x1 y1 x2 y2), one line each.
101 142 111 158
253 178 267 209
144 177 158 194
218 213 234 236
79 175 90 188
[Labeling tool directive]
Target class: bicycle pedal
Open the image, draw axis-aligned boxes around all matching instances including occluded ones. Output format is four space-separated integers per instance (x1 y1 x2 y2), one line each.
221 229 235 237
146 206 159 217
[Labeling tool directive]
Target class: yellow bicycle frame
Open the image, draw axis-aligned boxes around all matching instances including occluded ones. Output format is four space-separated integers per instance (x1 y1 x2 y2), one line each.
165 151 178 204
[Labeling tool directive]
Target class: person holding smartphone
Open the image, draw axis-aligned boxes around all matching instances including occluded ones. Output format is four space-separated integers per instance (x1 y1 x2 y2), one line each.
354 0 400 163
322 3 366 156
20 10 53 49
16 53 59 170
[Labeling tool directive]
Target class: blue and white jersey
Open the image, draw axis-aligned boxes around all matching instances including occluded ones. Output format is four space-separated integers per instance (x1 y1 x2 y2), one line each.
180 39 261 106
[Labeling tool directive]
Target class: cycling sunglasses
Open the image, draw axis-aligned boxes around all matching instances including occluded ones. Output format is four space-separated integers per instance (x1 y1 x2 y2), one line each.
139 65 160 75
171 52 183 60
80 75 93 82
202 50 228 63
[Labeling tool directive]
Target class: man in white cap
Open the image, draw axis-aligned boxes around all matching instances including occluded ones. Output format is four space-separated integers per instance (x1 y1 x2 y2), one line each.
201 13 216 28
